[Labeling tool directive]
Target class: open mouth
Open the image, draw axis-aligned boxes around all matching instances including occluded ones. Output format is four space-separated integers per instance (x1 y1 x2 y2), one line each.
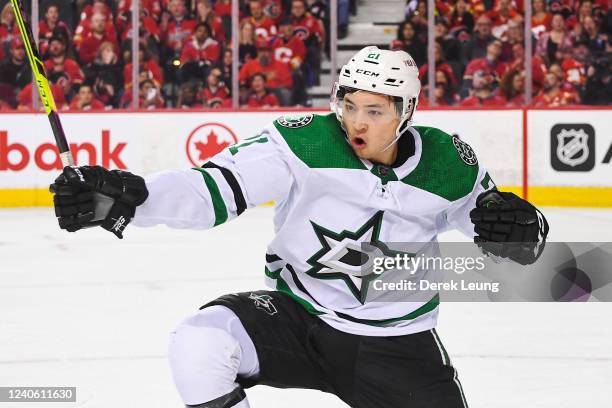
351 137 367 150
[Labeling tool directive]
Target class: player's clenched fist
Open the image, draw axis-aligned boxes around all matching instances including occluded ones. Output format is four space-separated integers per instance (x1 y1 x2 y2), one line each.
470 190 550 265
49 166 148 239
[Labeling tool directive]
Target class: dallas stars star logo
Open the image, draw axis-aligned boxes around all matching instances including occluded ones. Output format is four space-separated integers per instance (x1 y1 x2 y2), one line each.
306 211 410 303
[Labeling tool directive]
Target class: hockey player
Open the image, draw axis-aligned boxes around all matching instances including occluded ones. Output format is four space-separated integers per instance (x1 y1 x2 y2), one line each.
49 46 548 407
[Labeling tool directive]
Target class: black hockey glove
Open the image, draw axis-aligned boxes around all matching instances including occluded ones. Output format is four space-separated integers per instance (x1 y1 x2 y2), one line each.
49 166 148 239
469 190 549 265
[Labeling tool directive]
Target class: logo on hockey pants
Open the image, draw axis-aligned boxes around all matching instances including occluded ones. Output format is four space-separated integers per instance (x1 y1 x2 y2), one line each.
249 293 278 316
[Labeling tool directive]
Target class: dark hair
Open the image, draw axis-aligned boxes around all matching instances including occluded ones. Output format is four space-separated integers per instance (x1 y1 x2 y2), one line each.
194 22 211 34
78 83 92 92
499 68 522 99
397 21 417 42
251 72 267 84
46 3 59 12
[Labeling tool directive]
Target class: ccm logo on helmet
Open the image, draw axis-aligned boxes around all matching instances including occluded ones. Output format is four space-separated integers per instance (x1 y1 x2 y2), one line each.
356 69 380 77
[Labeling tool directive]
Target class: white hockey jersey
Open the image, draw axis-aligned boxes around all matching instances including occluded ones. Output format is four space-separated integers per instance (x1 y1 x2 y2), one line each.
133 113 494 336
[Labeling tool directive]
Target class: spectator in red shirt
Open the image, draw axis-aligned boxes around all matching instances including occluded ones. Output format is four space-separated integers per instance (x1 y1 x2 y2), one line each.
239 46 293 105
214 0 232 18
44 36 85 94
80 0 114 23
460 70 508 106
270 18 307 105
74 0 116 49
195 0 226 44
118 9 161 47
462 39 508 96
117 0 162 23
179 22 221 83
38 3 72 56
533 72 580 106
1 3 20 61
241 0 277 40
201 67 231 108
499 68 525 106
548 62 577 93
507 42 546 92
290 0 324 86
78 12 119 65
161 0 197 53
270 19 306 70
532 0 553 35
246 72 279 107
69 83 106 110
123 43 164 89
181 22 221 65
389 21 427 67
487 0 520 38
561 40 590 87
17 80 68 110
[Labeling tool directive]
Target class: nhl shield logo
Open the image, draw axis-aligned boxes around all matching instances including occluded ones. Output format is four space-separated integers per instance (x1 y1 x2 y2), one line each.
550 124 595 172
277 114 314 128
556 129 589 167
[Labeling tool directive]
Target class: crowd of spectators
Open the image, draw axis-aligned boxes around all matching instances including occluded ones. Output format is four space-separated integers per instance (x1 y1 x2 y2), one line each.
0 0 329 110
392 0 611 106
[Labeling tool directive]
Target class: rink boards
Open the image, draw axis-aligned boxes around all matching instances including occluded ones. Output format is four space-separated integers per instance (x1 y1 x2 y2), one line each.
0 107 610 207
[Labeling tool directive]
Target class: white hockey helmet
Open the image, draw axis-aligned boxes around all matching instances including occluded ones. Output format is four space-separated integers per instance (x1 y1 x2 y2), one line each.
331 46 421 142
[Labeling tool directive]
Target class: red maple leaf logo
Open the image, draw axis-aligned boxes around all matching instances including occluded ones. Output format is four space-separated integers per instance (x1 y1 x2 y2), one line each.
194 130 231 161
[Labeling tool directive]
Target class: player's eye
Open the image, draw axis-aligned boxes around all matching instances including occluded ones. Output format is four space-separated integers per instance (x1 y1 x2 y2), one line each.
345 104 355 112
368 110 382 116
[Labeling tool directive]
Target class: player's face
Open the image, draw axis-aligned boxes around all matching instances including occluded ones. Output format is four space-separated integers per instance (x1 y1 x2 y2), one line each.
341 91 400 163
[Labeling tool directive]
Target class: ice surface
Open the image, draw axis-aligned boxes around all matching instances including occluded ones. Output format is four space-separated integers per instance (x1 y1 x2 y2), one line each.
1 207 611 407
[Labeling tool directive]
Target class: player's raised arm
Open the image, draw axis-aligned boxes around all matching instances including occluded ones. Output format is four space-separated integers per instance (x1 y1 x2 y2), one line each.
48 124 294 237
133 126 293 229
440 140 549 264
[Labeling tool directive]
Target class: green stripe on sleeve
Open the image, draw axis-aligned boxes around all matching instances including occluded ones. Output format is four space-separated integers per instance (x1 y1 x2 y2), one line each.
192 168 228 226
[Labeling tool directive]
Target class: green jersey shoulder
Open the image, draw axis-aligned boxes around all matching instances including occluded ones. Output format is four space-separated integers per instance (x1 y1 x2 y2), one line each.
272 113 480 202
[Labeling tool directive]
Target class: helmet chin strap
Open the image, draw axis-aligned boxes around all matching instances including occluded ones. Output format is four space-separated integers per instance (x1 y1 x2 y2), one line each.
379 116 410 153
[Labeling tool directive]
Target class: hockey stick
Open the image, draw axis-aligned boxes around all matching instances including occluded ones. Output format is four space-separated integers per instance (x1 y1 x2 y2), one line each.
10 0 73 167
11 0 116 220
